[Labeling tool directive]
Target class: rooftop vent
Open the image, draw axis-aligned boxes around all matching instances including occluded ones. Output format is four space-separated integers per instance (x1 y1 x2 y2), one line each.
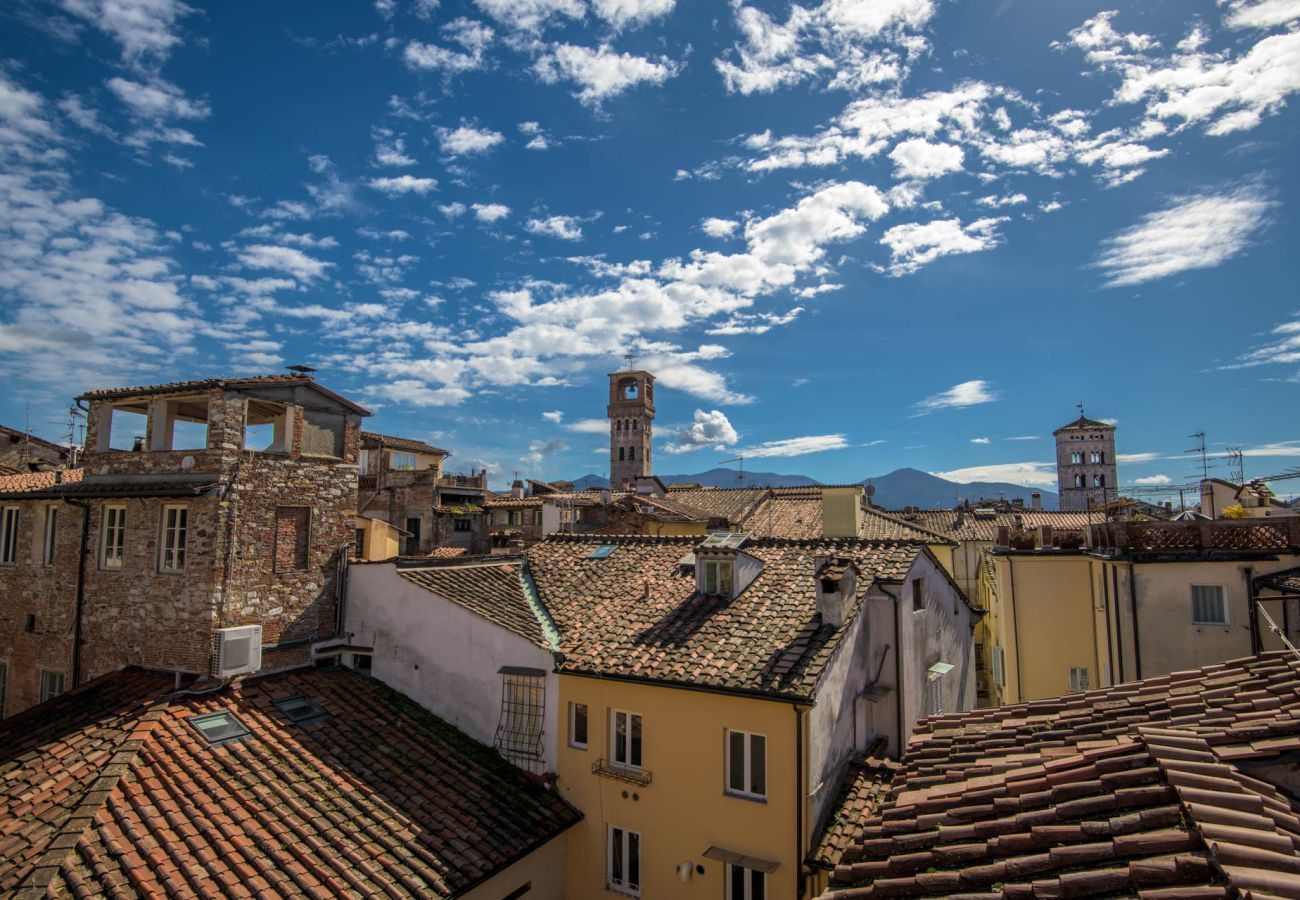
212 624 263 678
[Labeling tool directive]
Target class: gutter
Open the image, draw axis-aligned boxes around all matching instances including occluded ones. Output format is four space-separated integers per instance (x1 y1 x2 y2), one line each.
559 666 816 706
63 498 92 689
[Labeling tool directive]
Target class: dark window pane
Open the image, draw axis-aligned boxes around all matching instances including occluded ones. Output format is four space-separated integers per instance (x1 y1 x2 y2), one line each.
731 865 745 899
615 712 627 763
611 828 624 883
729 731 745 792
627 831 639 888
630 714 642 767
750 734 766 795
574 703 588 745
751 869 765 900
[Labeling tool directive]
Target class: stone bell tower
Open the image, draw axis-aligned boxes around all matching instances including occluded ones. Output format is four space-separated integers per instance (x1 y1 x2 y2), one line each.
1054 409 1118 512
608 369 654 489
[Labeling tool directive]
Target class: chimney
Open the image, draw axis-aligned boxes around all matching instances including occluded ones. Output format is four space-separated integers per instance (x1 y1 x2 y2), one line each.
995 525 1010 548
814 557 857 628
1031 491 1042 511
1011 497 1024 509
822 486 864 539
1039 524 1053 549
511 479 525 499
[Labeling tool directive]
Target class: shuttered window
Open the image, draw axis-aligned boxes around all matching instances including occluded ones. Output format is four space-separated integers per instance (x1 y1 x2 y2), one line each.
1191 585 1227 625
1068 667 1090 692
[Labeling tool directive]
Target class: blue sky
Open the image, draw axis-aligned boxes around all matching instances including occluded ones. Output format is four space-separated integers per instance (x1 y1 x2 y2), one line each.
1 0 1298 495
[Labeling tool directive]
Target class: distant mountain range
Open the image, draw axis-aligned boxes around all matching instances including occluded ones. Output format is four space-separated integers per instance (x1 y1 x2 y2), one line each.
569 466 1058 510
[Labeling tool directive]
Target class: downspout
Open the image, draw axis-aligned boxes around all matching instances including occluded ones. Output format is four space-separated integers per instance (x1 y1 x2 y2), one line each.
878 586 904 755
1006 555 1023 701
64 498 92 689
335 542 353 638
1111 564 1124 682
1089 559 1106 687
1127 562 1142 680
794 703 805 899
1243 566 1260 655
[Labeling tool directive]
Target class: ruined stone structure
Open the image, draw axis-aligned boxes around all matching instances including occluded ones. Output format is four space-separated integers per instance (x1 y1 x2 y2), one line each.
0 424 75 472
607 369 654 490
1055 414 1118 512
0 375 368 718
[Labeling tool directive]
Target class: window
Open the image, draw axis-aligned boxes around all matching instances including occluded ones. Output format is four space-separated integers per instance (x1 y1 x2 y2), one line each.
1074 475 1084 488
354 527 366 555
925 672 943 716
101 506 126 569
1068 667 1090 692
728 865 767 900
607 826 641 896
41 507 57 567
453 518 472 532
244 400 288 452
494 668 545 765
392 450 418 470
0 507 18 565
726 730 766 799
569 702 589 749
990 646 1006 688
39 669 65 703
358 448 371 474
1192 585 1227 625
701 559 733 596
628 446 634 460
404 517 421 556
274 507 311 572
1090 451 1105 464
911 577 925 612
1070 452 1082 464
588 545 616 560
1093 474 1105 488
189 711 253 746
273 694 327 724
612 709 643 769
160 505 188 572
618 447 625 461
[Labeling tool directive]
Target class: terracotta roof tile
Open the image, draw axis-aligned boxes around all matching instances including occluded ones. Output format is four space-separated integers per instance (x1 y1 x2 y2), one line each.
0 468 84 496
0 667 580 898
360 431 449 456
397 558 555 648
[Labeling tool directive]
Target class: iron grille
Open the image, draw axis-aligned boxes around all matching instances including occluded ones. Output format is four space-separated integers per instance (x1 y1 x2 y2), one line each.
494 670 546 771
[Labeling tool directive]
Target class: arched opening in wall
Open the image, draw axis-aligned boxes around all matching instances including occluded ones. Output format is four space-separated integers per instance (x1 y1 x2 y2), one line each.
628 447 634 460
619 378 639 400
616 421 621 432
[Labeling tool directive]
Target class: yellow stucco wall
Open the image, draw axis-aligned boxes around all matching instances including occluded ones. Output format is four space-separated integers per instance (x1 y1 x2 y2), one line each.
461 832 570 900
557 675 802 900
354 515 400 561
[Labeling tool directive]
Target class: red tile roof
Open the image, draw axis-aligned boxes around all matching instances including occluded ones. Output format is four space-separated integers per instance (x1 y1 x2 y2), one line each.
361 431 449 456
820 653 1300 898
811 741 899 870
526 535 927 700
0 467 84 495
77 375 371 416
426 546 469 558
398 558 555 648
900 509 1093 543
0 666 580 898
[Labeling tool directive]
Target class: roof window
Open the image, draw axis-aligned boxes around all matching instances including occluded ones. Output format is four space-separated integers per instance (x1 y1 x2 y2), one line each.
272 694 328 724
588 545 616 559
189 711 253 746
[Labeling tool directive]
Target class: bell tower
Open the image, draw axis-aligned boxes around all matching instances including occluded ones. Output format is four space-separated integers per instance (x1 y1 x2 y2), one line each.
608 369 654 489
1054 408 1118 512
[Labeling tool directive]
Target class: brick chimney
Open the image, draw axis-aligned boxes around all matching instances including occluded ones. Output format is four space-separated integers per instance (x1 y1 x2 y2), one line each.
814 557 858 628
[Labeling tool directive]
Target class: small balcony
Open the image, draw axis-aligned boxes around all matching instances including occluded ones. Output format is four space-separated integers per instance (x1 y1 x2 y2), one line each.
592 759 653 787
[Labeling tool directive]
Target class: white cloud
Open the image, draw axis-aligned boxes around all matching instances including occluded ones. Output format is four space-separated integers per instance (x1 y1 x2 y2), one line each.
526 215 584 240
914 379 998 414
976 193 1029 208
439 201 467 217
472 202 511 223
970 437 990 444
1005 435 1040 441
534 44 680 106
565 418 609 433
739 434 849 458
107 76 207 121
1118 452 1161 463
1095 187 1273 287
932 462 1058 487
664 409 740 453
372 379 472 407
1222 0 1300 29
1134 474 1173 485
403 18 495 74
60 0 194 63
889 138 964 179
1239 440 1300 457
880 217 1004 275
522 437 567 465
368 175 439 195
236 244 333 281
592 0 675 29
472 0 584 32
701 217 739 238
542 410 564 423
437 124 504 156
374 136 415 167
1227 315 1300 371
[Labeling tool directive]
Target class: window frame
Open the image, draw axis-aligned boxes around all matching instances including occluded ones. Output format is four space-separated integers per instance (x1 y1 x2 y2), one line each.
725 729 767 800
100 505 127 570
610 708 644 771
1191 584 1228 626
41 505 58 567
1068 666 1090 692
391 450 419 470
726 864 767 900
0 506 19 566
39 668 65 703
911 576 925 612
606 825 641 897
700 559 733 596
159 504 188 574
569 701 589 750
925 672 944 716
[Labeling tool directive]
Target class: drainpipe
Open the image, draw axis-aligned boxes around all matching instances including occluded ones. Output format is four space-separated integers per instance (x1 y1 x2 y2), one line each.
1243 566 1260 655
1110 565 1123 683
1006 555 1023 702
63 498 92 688
1127 562 1142 680
793 703 805 899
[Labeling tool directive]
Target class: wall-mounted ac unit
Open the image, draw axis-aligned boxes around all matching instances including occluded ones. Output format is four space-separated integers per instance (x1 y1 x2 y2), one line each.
212 624 263 677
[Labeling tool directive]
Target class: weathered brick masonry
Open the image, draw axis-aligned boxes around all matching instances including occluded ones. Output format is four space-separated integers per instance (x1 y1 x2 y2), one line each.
0 376 368 717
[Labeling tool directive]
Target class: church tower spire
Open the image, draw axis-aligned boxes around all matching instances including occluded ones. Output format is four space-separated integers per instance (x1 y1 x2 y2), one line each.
608 369 654 489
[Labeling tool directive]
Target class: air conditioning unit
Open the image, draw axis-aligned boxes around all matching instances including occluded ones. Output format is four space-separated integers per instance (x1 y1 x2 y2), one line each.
212 624 263 677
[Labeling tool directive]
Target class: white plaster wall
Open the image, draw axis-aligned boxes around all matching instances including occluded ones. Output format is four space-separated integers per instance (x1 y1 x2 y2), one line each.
897 553 976 741
541 502 561 536
345 563 560 773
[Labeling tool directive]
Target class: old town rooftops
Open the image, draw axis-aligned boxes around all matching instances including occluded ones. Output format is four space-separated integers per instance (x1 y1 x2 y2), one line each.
819 653 1300 898
361 431 450 456
0 665 581 898
77 374 372 416
526 534 931 701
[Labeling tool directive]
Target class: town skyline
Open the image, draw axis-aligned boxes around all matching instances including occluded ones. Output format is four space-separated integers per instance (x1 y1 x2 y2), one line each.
2 0 1298 491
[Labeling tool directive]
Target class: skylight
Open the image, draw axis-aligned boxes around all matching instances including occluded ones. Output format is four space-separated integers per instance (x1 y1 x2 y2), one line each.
588 545 616 559
189 711 252 746
273 694 328 724
701 531 747 549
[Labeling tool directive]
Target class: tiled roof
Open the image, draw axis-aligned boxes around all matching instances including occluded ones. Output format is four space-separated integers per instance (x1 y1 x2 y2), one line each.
735 495 952 543
1256 565 1300 595
526 535 925 700
1054 414 1115 432
0 425 72 454
810 741 899 870
361 431 449 456
0 468 84 495
822 653 1300 898
484 491 605 509
398 558 555 648
900 509 1093 543
77 375 372 416
426 546 469 559
0 666 581 898
663 486 769 521
606 493 713 524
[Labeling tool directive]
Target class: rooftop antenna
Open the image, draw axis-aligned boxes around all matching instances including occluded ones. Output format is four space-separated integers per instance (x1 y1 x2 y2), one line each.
1186 432 1210 481
1077 401 1085 419
1226 447 1245 484
286 364 317 375
720 454 745 484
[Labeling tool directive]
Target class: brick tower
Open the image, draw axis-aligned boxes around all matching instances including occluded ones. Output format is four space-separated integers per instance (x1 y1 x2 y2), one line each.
1055 411 1117 511
608 370 654 489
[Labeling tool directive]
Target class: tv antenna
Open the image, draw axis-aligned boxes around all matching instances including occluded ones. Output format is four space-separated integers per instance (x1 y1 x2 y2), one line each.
622 344 639 371
1185 432 1210 481
720 454 745 484
1225 447 1244 484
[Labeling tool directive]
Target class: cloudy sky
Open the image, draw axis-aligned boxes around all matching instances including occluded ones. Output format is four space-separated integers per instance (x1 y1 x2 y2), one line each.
1 0 1298 493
